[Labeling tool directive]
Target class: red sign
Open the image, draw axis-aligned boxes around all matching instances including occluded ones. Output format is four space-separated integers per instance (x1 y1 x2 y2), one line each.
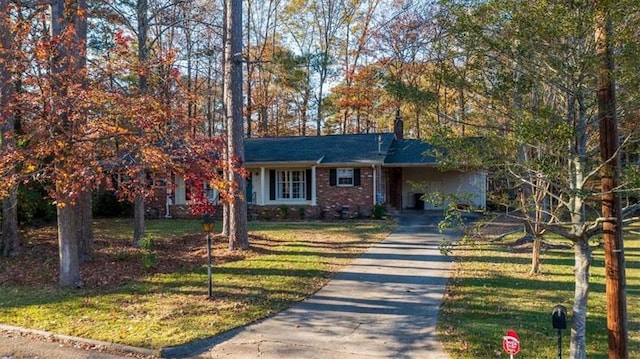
502 330 520 355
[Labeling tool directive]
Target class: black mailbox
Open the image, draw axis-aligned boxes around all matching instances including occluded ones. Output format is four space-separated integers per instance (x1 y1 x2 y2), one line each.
552 305 567 330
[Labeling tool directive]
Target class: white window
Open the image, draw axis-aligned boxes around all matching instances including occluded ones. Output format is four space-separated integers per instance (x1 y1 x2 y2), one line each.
174 176 186 204
277 170 306 199
337 168 354 187
204 182 219 204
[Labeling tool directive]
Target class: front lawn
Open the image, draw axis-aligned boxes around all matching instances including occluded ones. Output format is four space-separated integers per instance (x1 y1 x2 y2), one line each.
0 219 395 349
438 216 640 358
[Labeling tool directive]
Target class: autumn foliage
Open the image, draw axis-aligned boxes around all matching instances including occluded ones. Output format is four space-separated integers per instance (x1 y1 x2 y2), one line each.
2 4 233 210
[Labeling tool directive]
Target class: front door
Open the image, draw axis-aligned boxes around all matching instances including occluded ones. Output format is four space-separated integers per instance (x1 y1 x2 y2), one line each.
386 167 402 210
246 173 253 203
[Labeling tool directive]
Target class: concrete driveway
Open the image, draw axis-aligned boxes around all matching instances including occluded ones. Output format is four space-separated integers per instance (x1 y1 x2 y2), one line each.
165 212 458 358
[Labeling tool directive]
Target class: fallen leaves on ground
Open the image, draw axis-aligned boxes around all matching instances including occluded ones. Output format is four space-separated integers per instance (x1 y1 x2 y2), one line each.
0 226 270 289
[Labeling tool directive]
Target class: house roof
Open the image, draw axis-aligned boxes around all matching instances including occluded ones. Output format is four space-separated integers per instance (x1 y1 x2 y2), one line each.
245 133 395 165
245 133 438 166
384 138 438 165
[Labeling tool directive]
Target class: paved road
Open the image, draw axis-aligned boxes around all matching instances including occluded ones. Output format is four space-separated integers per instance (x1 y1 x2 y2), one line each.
0 328 152 359
166 212 457 358
1 212 459 359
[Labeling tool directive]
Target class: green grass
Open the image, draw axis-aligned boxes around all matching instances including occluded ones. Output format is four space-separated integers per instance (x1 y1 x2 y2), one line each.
0 219 395 349
438 223 640 358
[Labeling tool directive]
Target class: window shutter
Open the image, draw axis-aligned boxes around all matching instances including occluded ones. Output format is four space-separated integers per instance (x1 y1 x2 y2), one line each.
354 168 361 186
269 170 276 200
306 169 312 199
329 169 337 186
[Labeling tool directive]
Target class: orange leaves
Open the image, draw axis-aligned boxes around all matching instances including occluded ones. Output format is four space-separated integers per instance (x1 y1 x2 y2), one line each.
332 65 385 112
141 146 171 171
34 41 51 61
0 155 20 198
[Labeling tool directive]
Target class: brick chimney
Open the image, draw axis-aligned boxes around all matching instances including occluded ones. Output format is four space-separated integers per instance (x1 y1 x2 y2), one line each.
394 109 403 140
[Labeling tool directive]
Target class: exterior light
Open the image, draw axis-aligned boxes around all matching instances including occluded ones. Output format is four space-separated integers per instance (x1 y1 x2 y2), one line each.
201 217 215 233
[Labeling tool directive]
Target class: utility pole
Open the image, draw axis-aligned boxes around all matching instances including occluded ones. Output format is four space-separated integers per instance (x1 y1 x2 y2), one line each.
595 2 628 358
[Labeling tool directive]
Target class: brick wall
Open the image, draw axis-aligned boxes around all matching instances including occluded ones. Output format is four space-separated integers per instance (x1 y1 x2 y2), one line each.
247 205 319 221
317 167 374 217
145 187 168 218
149 167 376 220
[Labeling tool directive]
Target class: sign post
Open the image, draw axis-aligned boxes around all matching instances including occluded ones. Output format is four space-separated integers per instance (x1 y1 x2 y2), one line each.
502 329 520 359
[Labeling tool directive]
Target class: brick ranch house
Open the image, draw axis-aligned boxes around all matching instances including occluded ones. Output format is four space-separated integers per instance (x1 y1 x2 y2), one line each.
151 125 487 219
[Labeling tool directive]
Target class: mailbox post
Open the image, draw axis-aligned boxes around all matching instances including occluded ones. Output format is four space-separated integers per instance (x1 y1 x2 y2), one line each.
552 305 567 359
202 215 215 299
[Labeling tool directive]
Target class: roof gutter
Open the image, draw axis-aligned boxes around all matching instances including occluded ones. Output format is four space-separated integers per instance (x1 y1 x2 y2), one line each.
315 160 385 167
246 160 319 167
381 163 439 167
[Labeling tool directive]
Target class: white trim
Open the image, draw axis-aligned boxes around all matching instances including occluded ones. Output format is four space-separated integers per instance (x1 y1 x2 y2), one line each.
248 161 318 167
381 163 438 167
269 199 311 205
336 168 355 187
245 161 382 168
260 167 265 205
276 169 307 200
311 166 317 206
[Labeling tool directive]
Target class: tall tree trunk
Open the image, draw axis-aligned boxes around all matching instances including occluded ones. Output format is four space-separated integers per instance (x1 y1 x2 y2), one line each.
529 212 543 275
58 201 81 287
221 0 230 237
300 72 311 136
260 106 268 135
316 70 325 136
570 239 591 359
1 191 19 257
133 0 149 246
205 49 214 139
566 90 590 359
0 0 19 257
245 0 253 138
595 3 628 357
225 0 248 249
77 190 93 262
529 181 546 276
458 81 465 136
222 139 230 236
50 0 87 287
137 0 148 93
133 191 145 246
74 0 91 262
341 109 348 134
